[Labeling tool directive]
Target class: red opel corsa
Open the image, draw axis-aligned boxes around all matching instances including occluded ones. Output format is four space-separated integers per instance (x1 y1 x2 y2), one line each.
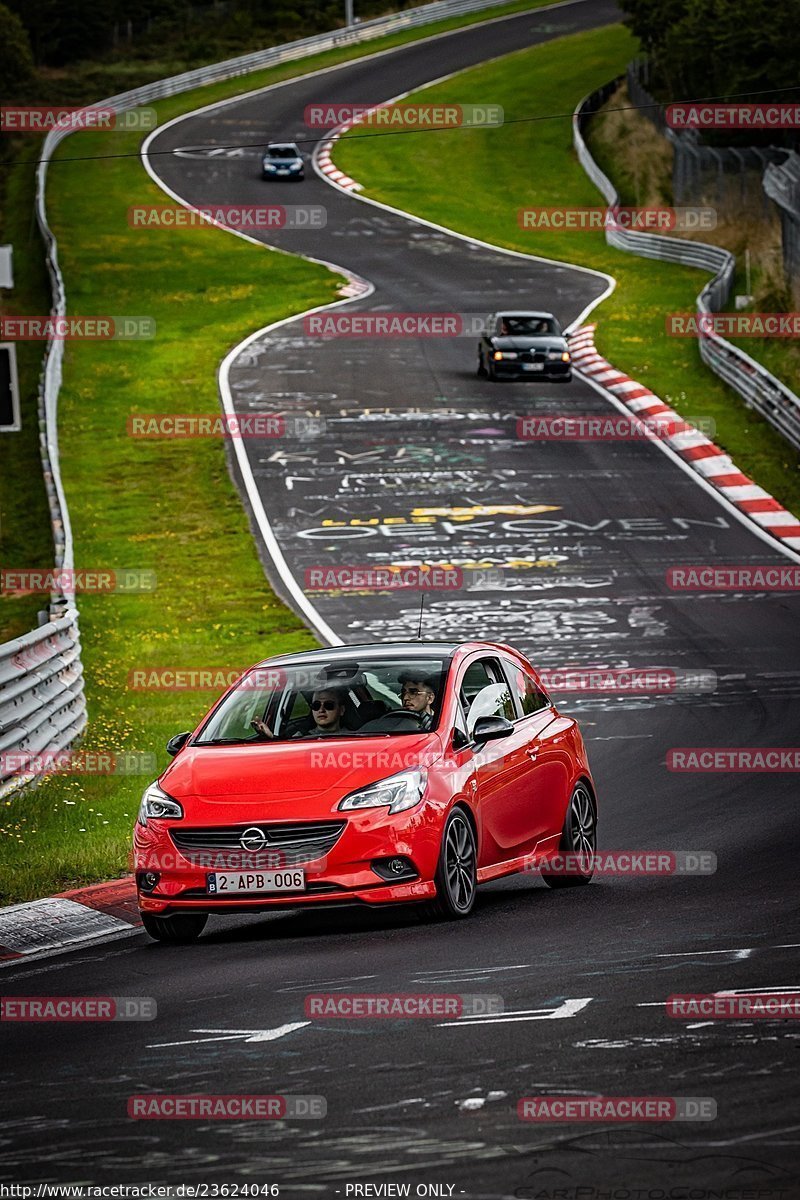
134 641 598 942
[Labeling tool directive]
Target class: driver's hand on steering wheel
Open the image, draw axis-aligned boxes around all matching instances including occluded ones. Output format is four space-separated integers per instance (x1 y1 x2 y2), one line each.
250 717 275 739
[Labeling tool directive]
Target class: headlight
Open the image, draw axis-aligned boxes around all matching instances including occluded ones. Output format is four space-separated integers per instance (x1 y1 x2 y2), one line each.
292 159 303 168
338 768 427 815
264 162 277 170
137 782 183 827
493 350 517 360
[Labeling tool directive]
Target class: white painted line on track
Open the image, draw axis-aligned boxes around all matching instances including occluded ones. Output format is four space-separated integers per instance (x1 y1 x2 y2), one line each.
439 997 593 1026
148 1020 309 1048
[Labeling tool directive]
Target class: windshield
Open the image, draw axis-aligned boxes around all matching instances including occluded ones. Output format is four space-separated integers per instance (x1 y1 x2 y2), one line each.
267 145 299 158
195 656 450 744
498 315 559 336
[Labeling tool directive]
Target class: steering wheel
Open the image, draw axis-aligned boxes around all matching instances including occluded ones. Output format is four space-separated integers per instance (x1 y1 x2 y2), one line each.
357 709 427 734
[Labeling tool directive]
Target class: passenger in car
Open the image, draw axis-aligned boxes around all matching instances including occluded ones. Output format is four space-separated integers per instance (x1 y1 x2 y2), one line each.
251 687 348 739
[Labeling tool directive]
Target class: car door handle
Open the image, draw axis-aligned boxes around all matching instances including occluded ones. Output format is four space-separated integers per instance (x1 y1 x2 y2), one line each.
526 747 539 761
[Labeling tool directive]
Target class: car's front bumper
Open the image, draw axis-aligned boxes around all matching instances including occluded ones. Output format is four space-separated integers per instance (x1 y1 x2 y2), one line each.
133 804 442 914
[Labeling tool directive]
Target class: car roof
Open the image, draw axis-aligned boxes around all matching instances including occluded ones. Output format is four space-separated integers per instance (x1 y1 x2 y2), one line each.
493 310 557 319
252 641 518 669
266 142 299 150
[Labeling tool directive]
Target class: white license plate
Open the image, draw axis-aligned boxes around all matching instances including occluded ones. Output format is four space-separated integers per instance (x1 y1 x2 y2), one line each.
523 362 544 371
207 869 305 895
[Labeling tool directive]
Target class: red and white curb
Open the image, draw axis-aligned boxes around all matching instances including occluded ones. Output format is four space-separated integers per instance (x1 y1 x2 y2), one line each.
0 877 139 963
569 325 800 552
317 131 363 193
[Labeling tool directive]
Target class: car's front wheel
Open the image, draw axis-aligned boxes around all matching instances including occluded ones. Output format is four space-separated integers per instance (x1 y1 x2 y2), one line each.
541 782 596 888
141 912 208 943
428 808 478 918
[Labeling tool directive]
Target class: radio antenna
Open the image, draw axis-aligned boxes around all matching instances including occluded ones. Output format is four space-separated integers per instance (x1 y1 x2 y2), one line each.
416 592 425 641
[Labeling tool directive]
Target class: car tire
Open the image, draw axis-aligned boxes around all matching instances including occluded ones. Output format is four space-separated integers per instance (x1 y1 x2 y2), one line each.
141 912 208 943
541 782 596 888
427 807 478 919
477 354 487 378
487 360 497 382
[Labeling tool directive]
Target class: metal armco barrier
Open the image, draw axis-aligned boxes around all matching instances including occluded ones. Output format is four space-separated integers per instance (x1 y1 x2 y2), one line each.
573 81 800 453
0 610 87 800
2 0 518 800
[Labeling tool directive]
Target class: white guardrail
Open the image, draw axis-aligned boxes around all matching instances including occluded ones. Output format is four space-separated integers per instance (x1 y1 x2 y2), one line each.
2 0 518 799
573 81 800 453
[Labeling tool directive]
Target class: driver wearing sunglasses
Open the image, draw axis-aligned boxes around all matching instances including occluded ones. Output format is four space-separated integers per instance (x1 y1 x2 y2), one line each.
304 688 347 735
251 687 347 739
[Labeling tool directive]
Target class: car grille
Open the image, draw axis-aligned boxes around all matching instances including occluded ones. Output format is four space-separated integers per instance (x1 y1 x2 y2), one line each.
517 349 547 363
170 820 346 866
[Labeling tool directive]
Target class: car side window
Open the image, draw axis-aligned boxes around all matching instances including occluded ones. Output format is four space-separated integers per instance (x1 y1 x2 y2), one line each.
461 658 516 732
502 658 550 717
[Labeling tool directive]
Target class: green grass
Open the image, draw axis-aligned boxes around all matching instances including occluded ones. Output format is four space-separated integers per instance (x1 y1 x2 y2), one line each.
0 1 560 905
336 23 800 510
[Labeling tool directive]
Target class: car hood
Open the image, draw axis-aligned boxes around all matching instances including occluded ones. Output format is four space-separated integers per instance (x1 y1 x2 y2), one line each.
492 335 567 351
159 732 444 809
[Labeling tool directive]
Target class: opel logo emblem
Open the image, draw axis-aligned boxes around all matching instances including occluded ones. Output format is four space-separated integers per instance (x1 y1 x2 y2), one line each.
240 826 267 851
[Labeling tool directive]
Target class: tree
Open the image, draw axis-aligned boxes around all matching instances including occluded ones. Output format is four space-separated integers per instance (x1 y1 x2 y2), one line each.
0 2 35 91
622 0 800 103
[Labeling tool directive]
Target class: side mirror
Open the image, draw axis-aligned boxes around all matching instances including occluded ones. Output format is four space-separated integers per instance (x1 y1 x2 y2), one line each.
471 715 514 744
452 728 470 751
166 731 191 757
